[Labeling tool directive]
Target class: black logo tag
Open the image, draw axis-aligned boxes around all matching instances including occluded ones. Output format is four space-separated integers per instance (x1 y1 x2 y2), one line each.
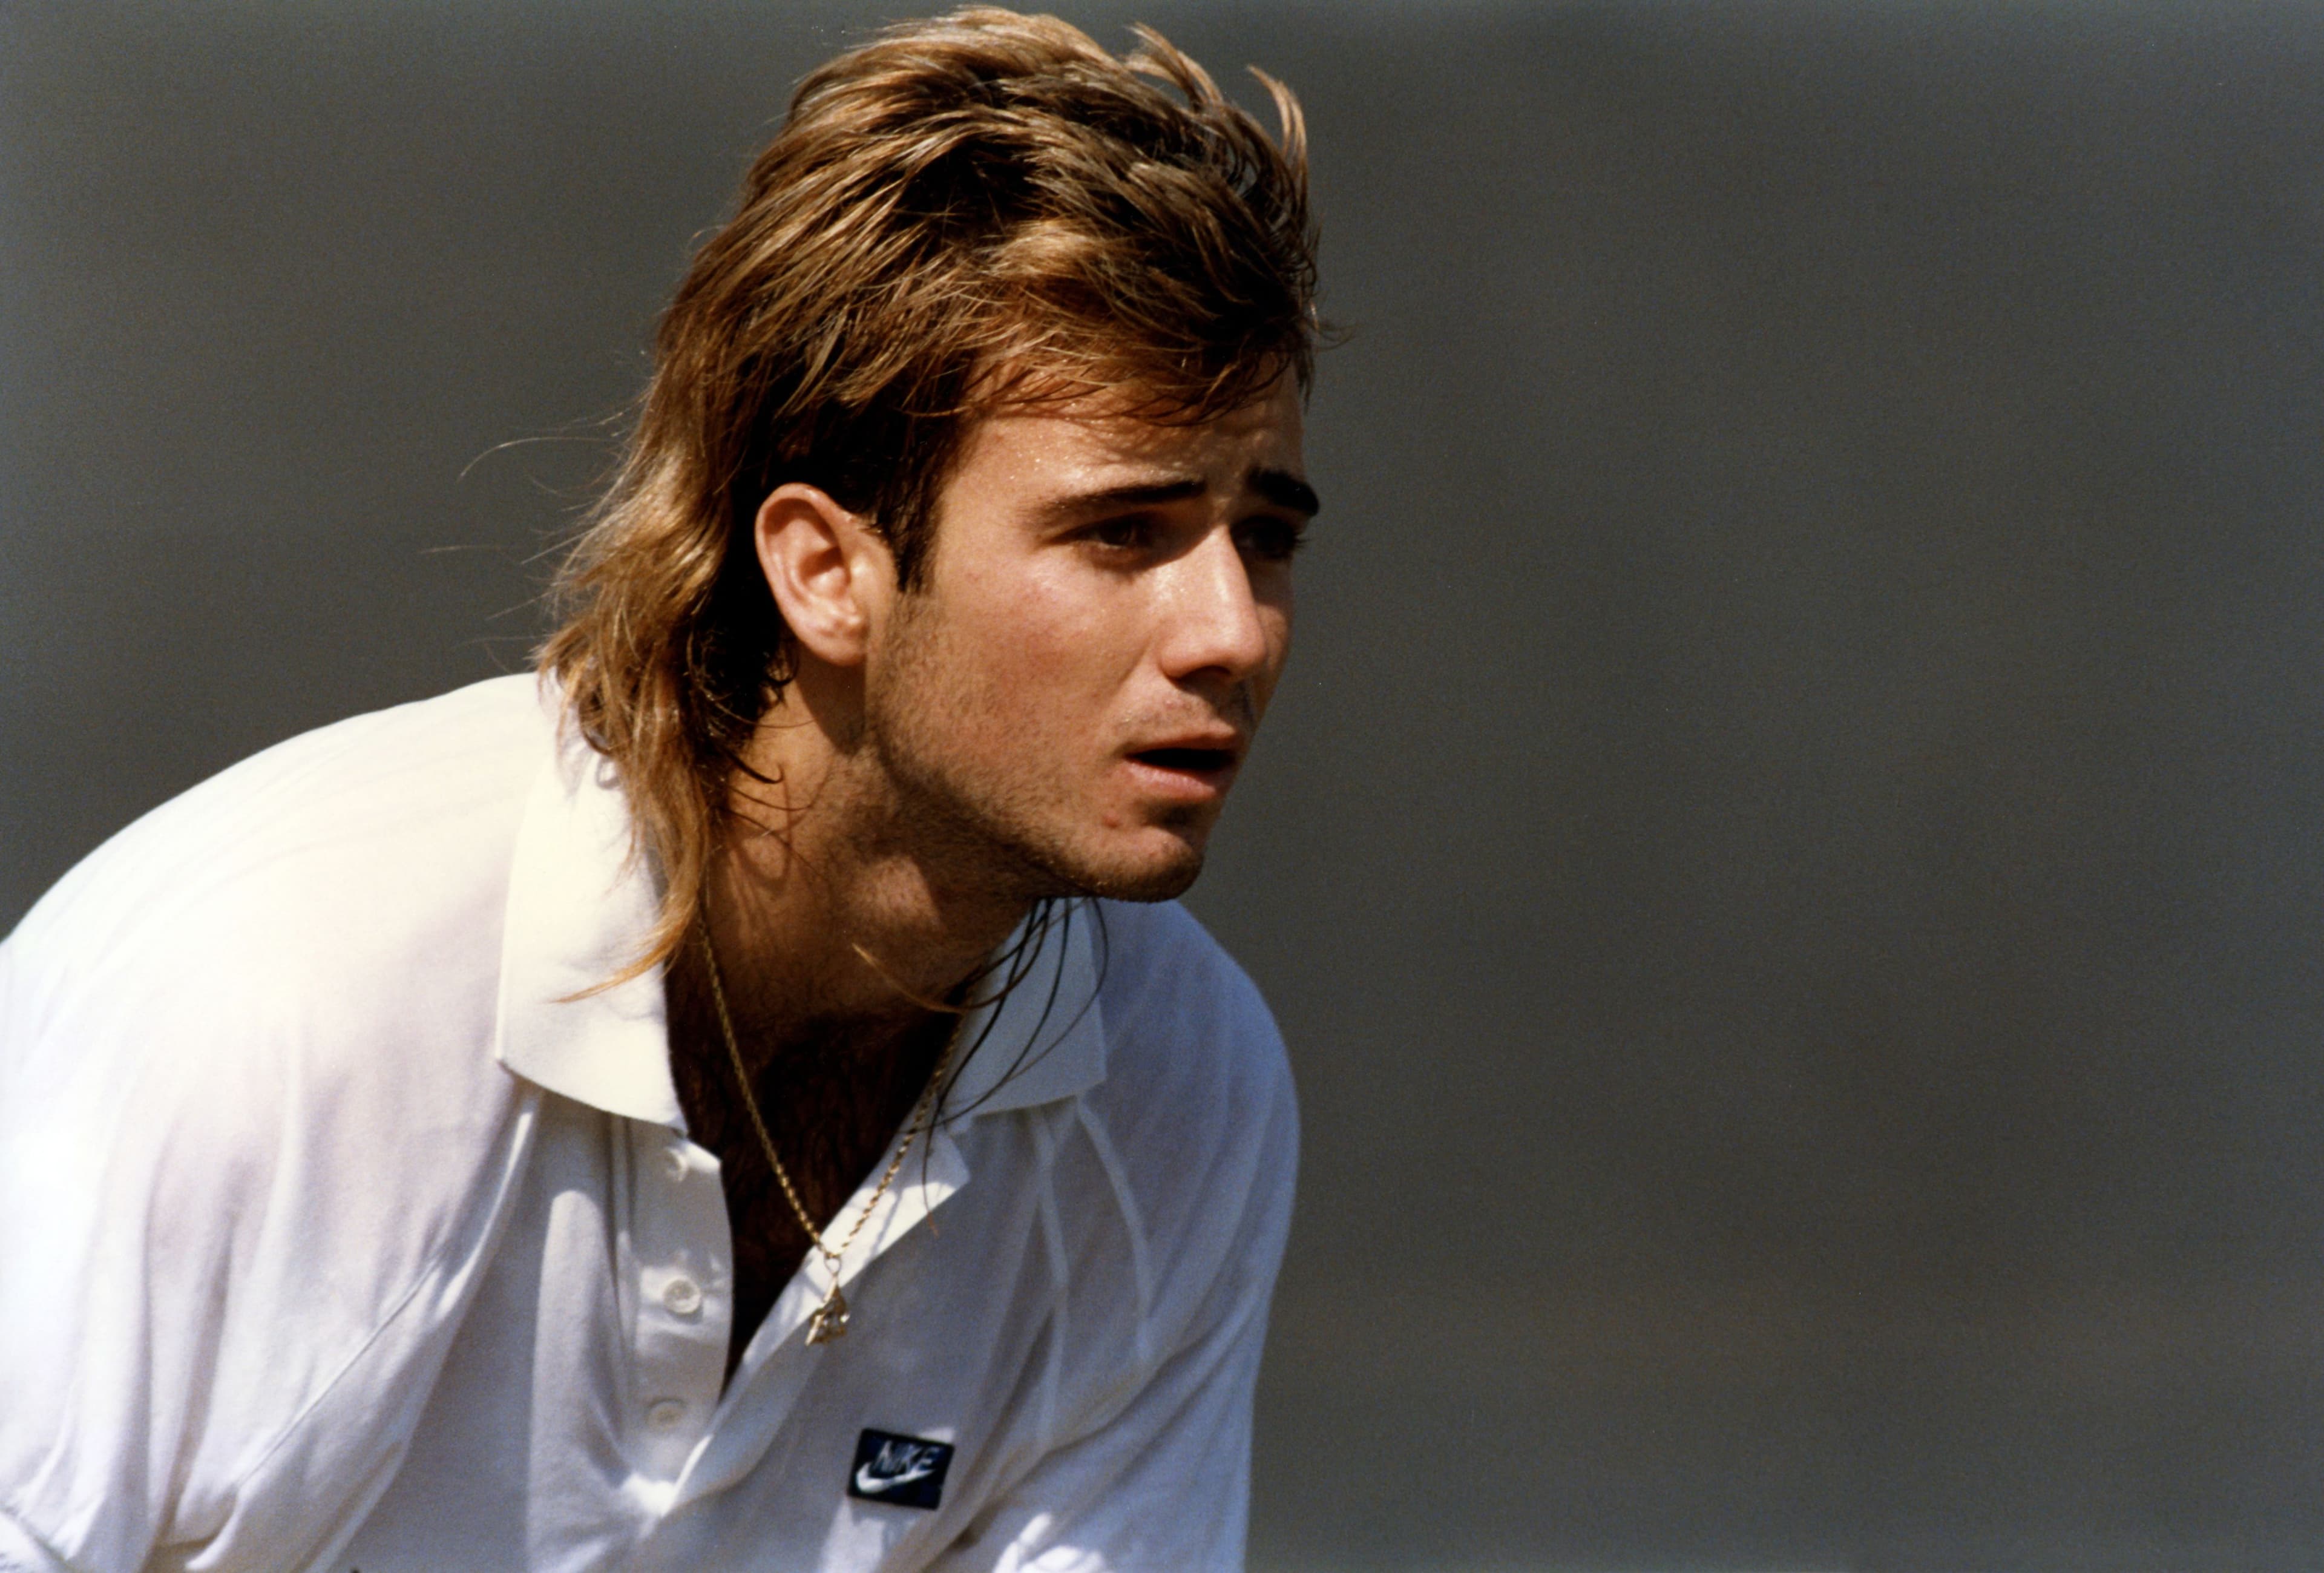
846 1428 954 1511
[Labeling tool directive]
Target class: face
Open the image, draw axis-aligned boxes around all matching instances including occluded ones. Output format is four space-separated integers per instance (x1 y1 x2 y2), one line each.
860 378 1313 903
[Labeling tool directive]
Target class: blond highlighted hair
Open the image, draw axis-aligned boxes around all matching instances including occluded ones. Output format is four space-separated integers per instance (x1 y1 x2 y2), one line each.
540 8 1320 976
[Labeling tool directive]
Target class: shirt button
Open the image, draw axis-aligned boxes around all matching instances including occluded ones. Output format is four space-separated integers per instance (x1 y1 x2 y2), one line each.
661 1276 703 1316
645 1398 687 1432
660 1146 688 1182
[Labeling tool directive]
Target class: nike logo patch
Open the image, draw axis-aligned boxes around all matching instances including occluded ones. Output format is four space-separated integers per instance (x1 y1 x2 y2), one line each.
846 1429 955 1511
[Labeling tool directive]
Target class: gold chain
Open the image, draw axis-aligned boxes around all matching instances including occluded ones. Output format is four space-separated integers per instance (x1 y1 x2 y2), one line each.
696 928 960 1345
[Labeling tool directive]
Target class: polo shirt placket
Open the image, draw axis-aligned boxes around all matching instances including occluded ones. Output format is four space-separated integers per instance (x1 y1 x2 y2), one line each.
482 743 1005 1560
622 1124 729 1489
628 1112 975 1545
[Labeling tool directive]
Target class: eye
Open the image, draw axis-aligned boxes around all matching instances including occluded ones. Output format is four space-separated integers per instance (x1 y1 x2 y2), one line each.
1234 514 1308 564
1085 514 1160 552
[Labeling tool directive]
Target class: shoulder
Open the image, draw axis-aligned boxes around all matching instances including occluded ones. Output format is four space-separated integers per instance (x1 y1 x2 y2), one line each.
1075 897 1298 1276
0 677 559 1558
2 671 559 1171
1086 896 1293 1116
0 667 560 1207
0 674 562 1306
7 674 553 1024
11 673 552 930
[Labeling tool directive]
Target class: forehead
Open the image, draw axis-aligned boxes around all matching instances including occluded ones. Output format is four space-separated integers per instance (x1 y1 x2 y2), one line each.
946 379 1307 502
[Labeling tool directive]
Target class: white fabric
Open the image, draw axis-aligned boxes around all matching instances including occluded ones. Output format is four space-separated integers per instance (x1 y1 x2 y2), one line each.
0 676 1296 1573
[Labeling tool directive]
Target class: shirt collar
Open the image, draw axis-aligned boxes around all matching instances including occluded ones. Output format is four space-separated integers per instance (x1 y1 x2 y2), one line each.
494 727 1108 1128
495 732 682 1126
939 898 1108 1118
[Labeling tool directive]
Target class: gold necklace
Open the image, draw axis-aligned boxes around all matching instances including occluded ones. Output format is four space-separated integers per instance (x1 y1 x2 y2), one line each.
695 929 961 1345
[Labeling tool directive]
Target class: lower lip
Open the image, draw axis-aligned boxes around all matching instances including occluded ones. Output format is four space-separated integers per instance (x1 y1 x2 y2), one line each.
1123 754 1239 802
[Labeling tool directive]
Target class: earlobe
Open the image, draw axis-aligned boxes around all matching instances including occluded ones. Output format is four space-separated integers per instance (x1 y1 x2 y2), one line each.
752 484 894 668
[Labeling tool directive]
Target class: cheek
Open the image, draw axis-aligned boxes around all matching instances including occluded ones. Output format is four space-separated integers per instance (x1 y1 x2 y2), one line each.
951 567 1138 706
893 597 1118 789
1250 599 1295 714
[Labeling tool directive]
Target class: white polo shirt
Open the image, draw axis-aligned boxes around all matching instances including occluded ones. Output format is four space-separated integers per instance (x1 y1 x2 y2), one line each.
0 676 1296 1573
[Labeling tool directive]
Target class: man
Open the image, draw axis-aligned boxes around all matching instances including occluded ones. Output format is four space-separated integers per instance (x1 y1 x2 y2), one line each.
0 10 1318 1571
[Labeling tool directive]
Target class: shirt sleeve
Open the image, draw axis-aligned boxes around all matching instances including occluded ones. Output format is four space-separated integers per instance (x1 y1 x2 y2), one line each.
0 742 533 1573
0 924 525 1573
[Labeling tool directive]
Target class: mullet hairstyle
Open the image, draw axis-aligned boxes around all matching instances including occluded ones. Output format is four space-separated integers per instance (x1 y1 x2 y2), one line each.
540 7 1319 979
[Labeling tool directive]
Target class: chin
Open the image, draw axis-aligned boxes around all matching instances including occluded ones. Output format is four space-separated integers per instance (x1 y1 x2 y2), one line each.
1023 830 1208 904
886 750 1217 904
1074 854 1205 904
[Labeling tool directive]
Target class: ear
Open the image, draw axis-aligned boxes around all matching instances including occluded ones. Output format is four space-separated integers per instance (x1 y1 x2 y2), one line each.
752 483 898 668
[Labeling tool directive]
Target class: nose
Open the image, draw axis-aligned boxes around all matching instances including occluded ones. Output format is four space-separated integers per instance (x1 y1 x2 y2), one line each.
1154 527 1276 691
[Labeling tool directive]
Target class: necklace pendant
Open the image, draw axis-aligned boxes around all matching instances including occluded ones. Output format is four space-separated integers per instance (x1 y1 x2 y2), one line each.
805 1286 850 1345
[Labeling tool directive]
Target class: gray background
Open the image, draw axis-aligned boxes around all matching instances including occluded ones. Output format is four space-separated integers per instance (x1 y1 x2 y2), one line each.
8 2 2324 1568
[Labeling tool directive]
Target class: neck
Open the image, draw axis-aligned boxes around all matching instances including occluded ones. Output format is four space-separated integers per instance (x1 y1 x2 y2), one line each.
702 685 1031 1063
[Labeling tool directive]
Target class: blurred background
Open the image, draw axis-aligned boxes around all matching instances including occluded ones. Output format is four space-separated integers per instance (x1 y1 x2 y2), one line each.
9 3 2324 1568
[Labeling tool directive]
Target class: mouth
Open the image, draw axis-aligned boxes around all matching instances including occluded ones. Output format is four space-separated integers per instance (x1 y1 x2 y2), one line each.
1131 746 1239 775
1124 741 1244 799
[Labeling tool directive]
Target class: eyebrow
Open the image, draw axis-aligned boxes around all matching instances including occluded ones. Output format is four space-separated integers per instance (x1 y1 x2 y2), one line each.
1251 467 1322 518
1043 466 1322 522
